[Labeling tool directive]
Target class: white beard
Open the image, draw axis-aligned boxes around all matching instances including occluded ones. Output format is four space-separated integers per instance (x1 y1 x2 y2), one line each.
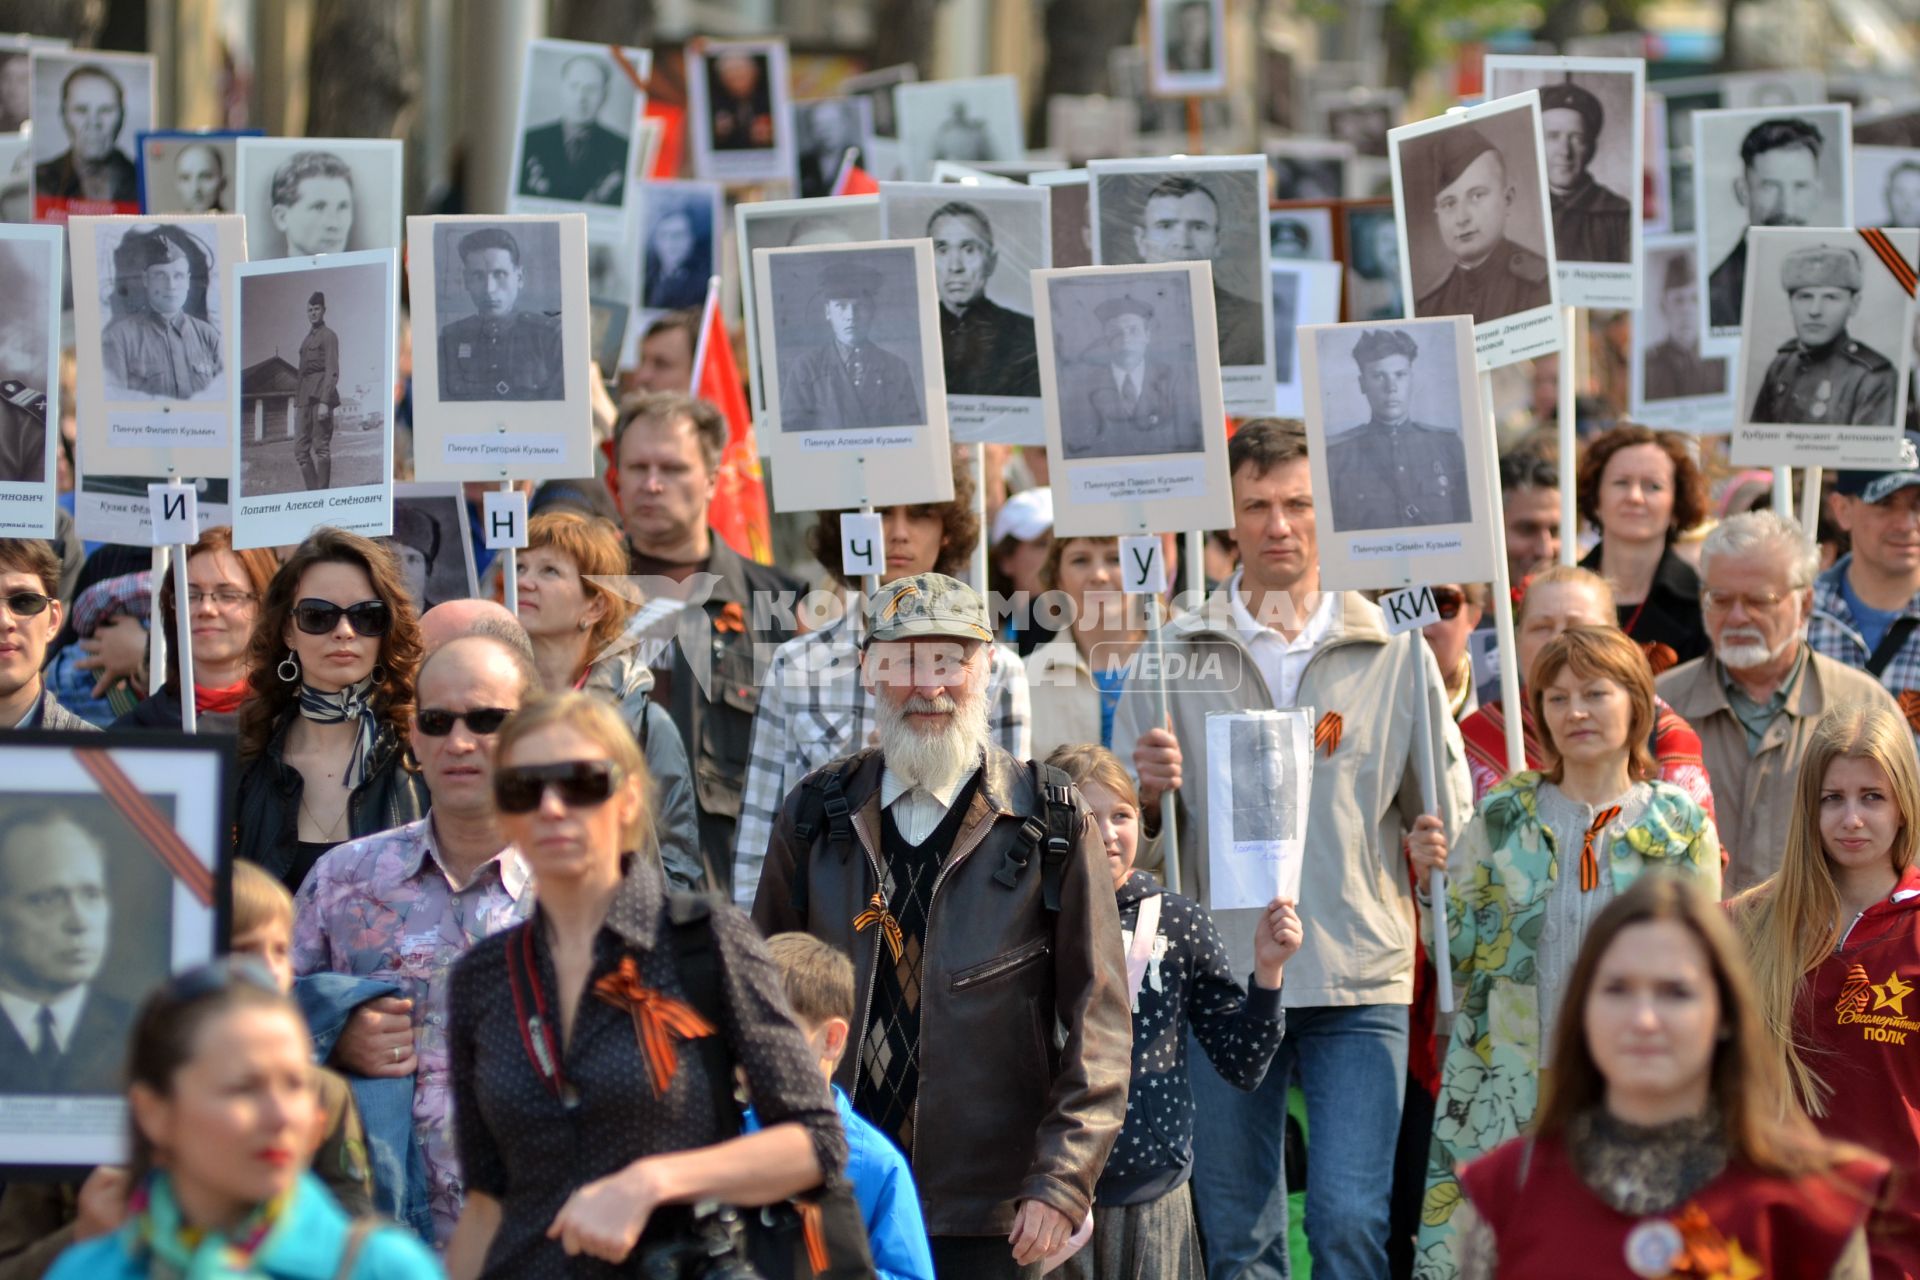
875 685 989 790
1715 630 1792 671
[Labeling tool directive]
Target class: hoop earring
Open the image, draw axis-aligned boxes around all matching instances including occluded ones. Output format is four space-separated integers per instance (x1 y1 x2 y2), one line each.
276 655 300 684
369 663 387 686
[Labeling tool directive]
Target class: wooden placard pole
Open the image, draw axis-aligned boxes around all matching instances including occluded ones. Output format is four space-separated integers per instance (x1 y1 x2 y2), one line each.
1558 306 1578 565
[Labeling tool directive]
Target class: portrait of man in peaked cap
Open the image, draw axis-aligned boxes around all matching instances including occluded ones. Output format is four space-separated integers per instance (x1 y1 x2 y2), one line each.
1322 326 1470 532
1642 247 1726 402
775 253 927 431
100 226 223 402
1407 122 1553 324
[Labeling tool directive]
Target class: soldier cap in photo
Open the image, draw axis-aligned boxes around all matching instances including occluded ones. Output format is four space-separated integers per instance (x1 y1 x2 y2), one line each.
1351 326 1418 366
117 226 185 271
1538 80 1603 140
1835 432 1920 503
863 571 993 645
458 225 521 263
390 503 440 564
1095 293 1153 325
1664 252 1695 294
815 263 881 307
1432 124 1501 194
1781 243 1861 293
309 289 325 306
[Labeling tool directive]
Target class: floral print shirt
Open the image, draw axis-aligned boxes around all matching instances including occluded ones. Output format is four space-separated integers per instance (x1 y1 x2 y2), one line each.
292 817 533 1245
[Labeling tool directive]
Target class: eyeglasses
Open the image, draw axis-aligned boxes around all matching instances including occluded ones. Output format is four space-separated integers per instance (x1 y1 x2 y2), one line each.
186 587 256 610
291 598 392 637
1701 589 1790 613
493 760 621 814
416 707 513 737
1431 587 1466 620
0 591 52 618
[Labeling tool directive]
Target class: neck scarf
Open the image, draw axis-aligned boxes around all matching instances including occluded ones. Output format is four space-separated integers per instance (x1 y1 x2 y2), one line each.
193 679 249 715
297 672 380 790
127 1170 292 1279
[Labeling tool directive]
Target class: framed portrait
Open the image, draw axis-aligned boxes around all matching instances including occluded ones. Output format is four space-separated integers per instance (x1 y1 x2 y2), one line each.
841 62 917 182
895 75 1023 184
1313 88 1403 159
0 134 32 225
734 193 882 417
687 38 795 185
591 298 629 375
1483 54 1645 309
1035 261 1232 538
229 249 397 550
1644 91 1671 232
1732 227 1916 468
1045 96 1140 168
630 178 722 359
0 225 61 536
1205 710 1311 909
1090 154 1274 415
880 180 1050 444
136 129 259 216
752 238 954 512
27 49 152 222
580 218 637 356
1691 104 1852 347
405 214 595 482
233 137 404 261
1340 199 1402 320
0 729 228 1172
70 214 247 480
1109 47 1238 152
794 95 875 199
1300 315 1497 590
386 481 480 612
1033 168 1092 268
1630 233 1734 433
1148 0 1228 98
1268 200 1337 265
71 470 228 545
0 39 35 134
1654 75 1725 235
1390 93 1563 371
1265 138 1354 202
1271 259 1343 416
508 38 649 226
1854 146 1920 228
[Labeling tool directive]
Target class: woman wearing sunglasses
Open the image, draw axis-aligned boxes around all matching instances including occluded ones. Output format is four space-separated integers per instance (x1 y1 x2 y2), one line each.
444 694 845 1277
43 960 440 1280
235 529 428 892
116 527 279 735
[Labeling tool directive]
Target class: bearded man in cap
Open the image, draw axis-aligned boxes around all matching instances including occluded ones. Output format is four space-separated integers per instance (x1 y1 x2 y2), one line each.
1751 243 1897 426
753 572 1128 1278
294 291 340 489
1325 328 1471 532
1131 175 1265 367
1644 252 1726 400
1060 293 1203 457
1415 125 1552 323
439 225 565 401
1540 80 1630 263
101 229 222 400
1708 117 1828 329
783 264 924 430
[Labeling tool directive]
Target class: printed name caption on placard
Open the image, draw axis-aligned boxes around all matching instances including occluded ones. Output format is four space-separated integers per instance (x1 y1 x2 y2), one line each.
840 512 884 578
482 490 529 550
1119 535 1167 595
1378 585 1441 636
147 483 200 547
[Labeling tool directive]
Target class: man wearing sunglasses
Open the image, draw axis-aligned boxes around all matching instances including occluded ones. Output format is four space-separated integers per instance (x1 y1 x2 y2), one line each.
754 573 1128 1279
291 633 541 1245
0 539 92 732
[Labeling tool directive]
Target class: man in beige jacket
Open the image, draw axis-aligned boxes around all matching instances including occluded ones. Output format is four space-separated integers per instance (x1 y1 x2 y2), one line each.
1656 509 1901 895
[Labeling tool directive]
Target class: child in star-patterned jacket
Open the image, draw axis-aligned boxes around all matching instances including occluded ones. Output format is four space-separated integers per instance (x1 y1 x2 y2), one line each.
1046 746 1301 1279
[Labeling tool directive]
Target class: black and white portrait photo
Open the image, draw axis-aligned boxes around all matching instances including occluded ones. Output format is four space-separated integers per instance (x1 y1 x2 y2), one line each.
138 131 246 215
1316 325 1471 533
1229 715 1299 843
843 63 914 141
1692 105 1852 339
896 75 1023 183
1268 203 1335 263
28 50 153 220
794 96 874 199
636 180 721 314
511 39 646 210
1634 235 1730 423
0 135 31 225
1342 202 1403 320
1317 89 1402 158
1037 171 1093 269
736 194 882 413
431 220 566 403
0 228 58 495
687 39 794 185
0 42 30 133
1045 270 1205 460
235 137 404 260
764 243 930 432
1149 0 1227 96
1267 141 1352 202
93 222 225 404
1855 146 1920 228
1203 711 1311 908
385 483 479 612
1271 259 1343 416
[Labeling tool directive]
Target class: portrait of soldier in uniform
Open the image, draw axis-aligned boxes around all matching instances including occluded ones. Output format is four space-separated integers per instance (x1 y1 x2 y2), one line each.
926 200 1039 399
100 228 223 402
0 235 54 486
1323 327 1471 532
1643 251 1726 401
1539 79 1631 264
1749 244 1897 427
1708 117 1829 330
1058 290 1204 459
437 225 565 402
779 263 925 430
173 142 228 213
1410 124 1553 324
293 290 340 489
34 63 138 208
1129 175 1265 366
1230 717 1297 844
384 501 442 609
517 53 629 206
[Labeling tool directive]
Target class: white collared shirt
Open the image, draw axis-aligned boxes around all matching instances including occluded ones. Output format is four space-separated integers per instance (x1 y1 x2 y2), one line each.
0 984 86 1054
1227 569 1337 709
1110 365 1141 400
881 754 979 846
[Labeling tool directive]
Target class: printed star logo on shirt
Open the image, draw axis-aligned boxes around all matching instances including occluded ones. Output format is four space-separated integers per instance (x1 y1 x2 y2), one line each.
1871 971 1914 1017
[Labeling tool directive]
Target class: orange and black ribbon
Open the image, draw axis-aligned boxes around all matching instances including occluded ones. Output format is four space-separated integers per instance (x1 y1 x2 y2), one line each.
1639 641 1680 677
1579 805 1622 892
591 956 717 1098
712 601 746 634
1835 962 1873 1017
1313 711 1343 758
854 892 904 963
75 748 214 906
1897 690 1920 735
1860 228 1918 297
798 1200 830 1272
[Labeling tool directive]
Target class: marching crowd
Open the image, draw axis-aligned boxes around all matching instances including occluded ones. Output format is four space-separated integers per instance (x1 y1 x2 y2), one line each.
2 385 1920 1280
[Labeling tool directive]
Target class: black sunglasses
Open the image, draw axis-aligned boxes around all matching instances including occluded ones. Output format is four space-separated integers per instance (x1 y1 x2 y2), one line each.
494 760 621 814
416 707 513 737
292 598 392 637
0 591 52 618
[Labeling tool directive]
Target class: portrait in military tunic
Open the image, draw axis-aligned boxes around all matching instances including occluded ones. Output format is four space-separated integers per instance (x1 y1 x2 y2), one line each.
1741 236 1910 431
96 224 223 404
1399 113 1555 326
0 229 57 487
1318 326 1471 533
763 244 931 433
432 221 566 403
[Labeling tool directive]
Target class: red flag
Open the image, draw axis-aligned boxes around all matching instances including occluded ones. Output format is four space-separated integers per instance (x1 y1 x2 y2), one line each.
831 148 879 196
691 279 772 563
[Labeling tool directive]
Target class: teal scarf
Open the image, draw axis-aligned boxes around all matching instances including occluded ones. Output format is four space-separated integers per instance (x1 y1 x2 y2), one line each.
126 1171 291 1279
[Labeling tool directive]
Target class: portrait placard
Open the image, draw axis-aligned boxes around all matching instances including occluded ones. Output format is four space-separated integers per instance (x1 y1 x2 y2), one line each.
1033 169 1092 268
0 224 61 536
1313 88 1404 159
0 134 33 225
1644 91 1671 232
687 38 795 185
628 178 723 363
1268 201 1337 267
406 213 595 482
1854 146 1920 229
753 238 955 512
880 181 1050 444
1089 154 1275 415
1631 233 1734 433
0 730 227 1171
1731 227 1915 469
229 250 396 550
1046 96 1139 168
73 471 229 545
896 75 1023 184
1148 0 1228 98
1300 316 1497 590
71 214 247 480
1265 138 1354 202
1483 54 1645 308
1035 261 1232 538
735 194 882 417
27 49 153 222
0 39 36 134
1691 104 1852 348
1339 199 1401 320
233 137 403 261
1653 75 1726 236
136 130 257 216
1204 711 1312 910
1271 259 1343 416
1390 94 1563 371
386 482 480 613
508 38 649 227
1110 47 1237 153
842 62 917 182
794 96 875 199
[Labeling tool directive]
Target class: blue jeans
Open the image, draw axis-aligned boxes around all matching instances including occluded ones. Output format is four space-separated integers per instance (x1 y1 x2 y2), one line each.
1188 1003 1408 1280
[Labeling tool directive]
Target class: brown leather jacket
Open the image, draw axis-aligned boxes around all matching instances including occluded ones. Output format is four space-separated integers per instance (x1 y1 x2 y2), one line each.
751 745 1131 1236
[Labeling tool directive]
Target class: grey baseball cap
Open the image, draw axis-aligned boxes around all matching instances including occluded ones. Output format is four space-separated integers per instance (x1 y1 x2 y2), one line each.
863 572 992 646
1836 433 1920 505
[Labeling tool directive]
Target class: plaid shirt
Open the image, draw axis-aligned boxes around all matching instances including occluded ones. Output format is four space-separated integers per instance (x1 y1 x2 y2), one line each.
1806 554 1920 703
731 610 1031 907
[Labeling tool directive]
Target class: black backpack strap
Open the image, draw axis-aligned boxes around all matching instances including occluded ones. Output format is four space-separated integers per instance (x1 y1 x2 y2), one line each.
993 761 1079 913
785 754 868 918
665 892 742 1142
1868 616 1920 678
636 689 651 753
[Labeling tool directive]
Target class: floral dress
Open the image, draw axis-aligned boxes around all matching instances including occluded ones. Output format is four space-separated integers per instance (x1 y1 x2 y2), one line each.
1412 771 1721 1280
